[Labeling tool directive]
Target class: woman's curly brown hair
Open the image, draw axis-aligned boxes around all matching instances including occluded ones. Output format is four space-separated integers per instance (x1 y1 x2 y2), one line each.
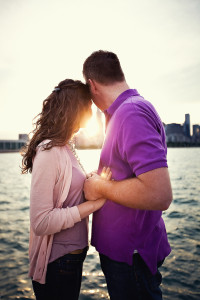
21 79 91 174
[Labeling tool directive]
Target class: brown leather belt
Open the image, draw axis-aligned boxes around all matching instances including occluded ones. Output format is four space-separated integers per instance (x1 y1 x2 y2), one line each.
69 249 84 254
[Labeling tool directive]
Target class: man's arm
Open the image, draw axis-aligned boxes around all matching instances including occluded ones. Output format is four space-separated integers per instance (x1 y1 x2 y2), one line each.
84 167 173 211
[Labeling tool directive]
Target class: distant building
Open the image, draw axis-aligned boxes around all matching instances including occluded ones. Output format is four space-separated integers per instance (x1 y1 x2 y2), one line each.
193 124 200 137
183 114 190 137
18 134 29 141
165 123 189 143
192 124 200 143
165 113 200 146
165 123 183 135
0 134 28 153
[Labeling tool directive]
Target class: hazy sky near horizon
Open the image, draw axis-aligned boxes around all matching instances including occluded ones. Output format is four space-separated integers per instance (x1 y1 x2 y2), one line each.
0 0 199 139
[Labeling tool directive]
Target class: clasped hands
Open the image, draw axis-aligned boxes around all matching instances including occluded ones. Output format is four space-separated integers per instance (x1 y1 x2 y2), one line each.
84 167 112 202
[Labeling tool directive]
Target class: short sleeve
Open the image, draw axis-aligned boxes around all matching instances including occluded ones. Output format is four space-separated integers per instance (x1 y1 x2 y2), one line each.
117 108 168 177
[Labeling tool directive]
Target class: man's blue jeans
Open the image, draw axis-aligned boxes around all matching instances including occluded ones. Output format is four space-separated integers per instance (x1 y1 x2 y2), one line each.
100 252 163 300
32 247 87 300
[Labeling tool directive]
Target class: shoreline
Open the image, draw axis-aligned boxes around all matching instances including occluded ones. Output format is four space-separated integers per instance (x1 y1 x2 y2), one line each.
1 145 200 154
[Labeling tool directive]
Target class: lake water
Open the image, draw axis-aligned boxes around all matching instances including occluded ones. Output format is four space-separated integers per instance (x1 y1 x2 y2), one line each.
0 148 200 299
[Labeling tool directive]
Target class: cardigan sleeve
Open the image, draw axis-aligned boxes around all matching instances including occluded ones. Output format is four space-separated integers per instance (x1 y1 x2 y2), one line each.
30 146 81 236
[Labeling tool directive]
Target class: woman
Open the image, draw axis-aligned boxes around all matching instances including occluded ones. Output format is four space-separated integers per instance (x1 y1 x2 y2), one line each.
21 79 111 300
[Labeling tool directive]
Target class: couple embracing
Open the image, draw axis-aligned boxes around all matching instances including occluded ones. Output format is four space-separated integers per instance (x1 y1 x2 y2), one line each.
22 50 172 300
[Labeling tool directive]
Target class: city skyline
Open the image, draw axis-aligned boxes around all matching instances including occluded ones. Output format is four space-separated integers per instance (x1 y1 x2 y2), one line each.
164 113 199 135
0 0 200 139
1 110 199 152
0 109 199 141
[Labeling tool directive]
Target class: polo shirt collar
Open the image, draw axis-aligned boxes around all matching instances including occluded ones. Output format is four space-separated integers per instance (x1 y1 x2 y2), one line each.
104 89 140 117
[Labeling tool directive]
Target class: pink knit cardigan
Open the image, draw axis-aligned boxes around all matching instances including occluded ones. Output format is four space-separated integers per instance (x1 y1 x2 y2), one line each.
29 140 81 284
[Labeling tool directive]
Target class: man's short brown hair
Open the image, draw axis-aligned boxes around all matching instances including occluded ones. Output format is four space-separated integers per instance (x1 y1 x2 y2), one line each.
83 50 125 85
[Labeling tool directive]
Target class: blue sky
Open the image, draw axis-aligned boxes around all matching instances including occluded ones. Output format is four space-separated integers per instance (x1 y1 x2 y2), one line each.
0 0 199 139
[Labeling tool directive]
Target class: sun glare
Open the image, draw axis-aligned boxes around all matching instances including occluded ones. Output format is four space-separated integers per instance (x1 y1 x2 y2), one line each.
85 116 100 137
75 105 104 149
84 105 104 138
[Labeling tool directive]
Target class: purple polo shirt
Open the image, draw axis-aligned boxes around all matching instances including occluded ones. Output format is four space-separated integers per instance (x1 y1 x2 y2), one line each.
91 89 171 274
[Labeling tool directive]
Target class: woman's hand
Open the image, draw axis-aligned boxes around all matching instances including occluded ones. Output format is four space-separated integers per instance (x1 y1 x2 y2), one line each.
87 167 112 180
78 167 112 218
86 170 97 179
84 167 112 201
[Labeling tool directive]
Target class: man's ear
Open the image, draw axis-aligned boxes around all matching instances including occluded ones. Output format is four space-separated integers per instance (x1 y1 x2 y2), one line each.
88 79 98 94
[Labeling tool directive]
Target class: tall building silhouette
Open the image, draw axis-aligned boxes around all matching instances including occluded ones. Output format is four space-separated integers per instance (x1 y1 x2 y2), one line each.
183 113 190 137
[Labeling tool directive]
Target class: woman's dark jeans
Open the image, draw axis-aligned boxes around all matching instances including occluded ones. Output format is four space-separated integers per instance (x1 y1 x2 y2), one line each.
100 252 164 300
32 248 87 300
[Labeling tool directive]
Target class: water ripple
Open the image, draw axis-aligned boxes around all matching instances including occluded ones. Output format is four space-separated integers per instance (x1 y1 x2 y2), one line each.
0 149 200 299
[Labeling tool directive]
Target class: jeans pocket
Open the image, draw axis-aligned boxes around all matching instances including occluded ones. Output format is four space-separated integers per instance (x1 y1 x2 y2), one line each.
148 269 162 292
48 251 86 277
58 260 82 276
133 254 163 296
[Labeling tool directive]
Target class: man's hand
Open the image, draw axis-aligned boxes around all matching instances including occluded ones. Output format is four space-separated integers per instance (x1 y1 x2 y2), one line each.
84 167 112 201
85 167 172 211
100 167 112 181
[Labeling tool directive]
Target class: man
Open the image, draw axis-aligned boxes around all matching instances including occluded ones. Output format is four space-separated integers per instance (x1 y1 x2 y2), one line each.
83 50 172 300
